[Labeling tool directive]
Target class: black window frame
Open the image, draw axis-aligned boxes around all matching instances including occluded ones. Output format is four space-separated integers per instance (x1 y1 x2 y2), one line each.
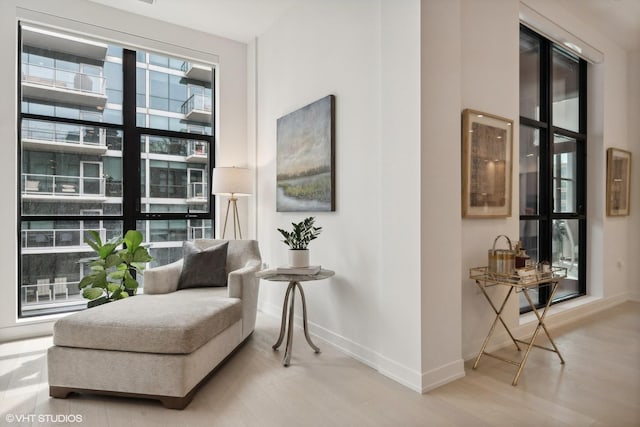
519 24 587 313
17 24 215 318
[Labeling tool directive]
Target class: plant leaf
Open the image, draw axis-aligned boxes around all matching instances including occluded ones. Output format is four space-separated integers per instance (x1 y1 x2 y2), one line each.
124 277 138 290
82 287 104 300
109 270 125 280
78 275 94 289
107 283 122 294
105 254 122 269
132 247 153 263
130 262 147 271
124 230 143 253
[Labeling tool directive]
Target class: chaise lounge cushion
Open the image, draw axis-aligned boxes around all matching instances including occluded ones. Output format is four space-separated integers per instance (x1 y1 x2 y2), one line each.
53 288 241 355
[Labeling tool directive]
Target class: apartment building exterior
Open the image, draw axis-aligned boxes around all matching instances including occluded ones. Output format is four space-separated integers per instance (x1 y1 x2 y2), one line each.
19 24 214 316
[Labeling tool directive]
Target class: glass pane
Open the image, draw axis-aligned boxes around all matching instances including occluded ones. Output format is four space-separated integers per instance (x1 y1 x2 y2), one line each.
141 135 209 213
552 219 580 299
552 47 580 132
20 220 122 316
519 219 540 311
519 220 539 265
21 26 122 125
21 120 123 216
135 219 213 286
138 49 213 135
520 31 540 120
553 134 577 213
519 126 540 215
104 61 122 104
136 67 147 108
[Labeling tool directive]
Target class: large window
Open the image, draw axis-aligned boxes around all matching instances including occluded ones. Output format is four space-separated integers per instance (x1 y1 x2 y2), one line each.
519 26 587 312
18 24 215 317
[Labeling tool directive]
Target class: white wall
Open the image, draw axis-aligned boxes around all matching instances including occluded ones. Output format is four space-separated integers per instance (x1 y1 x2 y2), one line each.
0 0 248 341
628 50 640 301
459 0 521 359
254 0 426 390
420 0 465 390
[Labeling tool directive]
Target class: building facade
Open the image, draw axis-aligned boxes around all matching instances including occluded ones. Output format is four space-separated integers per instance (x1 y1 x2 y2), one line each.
19 24 214 316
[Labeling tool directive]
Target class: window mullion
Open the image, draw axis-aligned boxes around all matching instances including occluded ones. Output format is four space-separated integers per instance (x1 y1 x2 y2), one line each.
122 49 139 233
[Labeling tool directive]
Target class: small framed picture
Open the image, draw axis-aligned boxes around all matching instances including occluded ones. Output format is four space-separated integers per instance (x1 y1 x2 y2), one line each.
462 109 513 218
606 148 631 216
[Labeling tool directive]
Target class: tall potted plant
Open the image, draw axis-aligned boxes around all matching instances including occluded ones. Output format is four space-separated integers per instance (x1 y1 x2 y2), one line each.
78 230 153 307
277 217 322 267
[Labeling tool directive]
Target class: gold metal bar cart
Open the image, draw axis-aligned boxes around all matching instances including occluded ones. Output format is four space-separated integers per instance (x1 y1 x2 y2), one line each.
469 266 567 386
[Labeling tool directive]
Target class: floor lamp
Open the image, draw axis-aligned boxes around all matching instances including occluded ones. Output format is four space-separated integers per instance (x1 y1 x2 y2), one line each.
212 167 251 239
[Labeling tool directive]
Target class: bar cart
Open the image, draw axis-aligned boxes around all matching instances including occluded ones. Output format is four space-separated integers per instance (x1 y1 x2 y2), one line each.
469 265 567 385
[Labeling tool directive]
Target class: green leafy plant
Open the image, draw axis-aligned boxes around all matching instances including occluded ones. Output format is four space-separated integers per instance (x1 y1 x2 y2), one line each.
277 217 323 250
78 230 153 307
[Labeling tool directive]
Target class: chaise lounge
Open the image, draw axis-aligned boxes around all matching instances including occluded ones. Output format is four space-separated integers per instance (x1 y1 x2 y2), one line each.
47 239 261 409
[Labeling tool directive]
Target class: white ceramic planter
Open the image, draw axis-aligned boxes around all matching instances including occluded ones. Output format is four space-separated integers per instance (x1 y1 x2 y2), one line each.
288 249 309 267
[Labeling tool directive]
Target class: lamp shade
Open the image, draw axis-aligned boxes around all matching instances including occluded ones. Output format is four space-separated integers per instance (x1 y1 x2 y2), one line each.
211 167 252 196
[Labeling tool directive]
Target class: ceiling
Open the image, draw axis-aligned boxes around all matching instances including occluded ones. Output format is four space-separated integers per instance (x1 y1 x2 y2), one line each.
86 0 302 43
558 0 640 52
87 0 639 51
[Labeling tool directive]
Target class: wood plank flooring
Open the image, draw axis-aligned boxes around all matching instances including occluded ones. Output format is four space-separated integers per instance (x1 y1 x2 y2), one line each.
0 302 638 426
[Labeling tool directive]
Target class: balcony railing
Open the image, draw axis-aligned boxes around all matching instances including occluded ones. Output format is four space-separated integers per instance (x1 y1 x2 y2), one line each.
187 140 208 157
187 182 207 200
22 63 106 96
181 93 212 115
189 226 211 240
185 140 208 164
181 61 212 82
22 228 107 249
21 279 82 305
22 119 106 147
22 173 105 197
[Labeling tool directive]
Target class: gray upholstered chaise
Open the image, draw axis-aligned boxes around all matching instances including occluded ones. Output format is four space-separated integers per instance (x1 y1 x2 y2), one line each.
47 239 261 409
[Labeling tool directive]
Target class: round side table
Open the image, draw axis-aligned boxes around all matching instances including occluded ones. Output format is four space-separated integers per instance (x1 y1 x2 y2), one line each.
257 269 335 366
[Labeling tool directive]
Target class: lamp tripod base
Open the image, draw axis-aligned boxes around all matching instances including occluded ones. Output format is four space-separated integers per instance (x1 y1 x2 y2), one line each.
221 197 242 239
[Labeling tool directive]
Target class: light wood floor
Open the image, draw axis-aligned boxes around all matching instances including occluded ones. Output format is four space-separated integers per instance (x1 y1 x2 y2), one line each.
1 302 638 427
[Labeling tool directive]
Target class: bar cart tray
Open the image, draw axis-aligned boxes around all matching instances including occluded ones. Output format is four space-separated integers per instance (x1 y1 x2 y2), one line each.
469 266 567 288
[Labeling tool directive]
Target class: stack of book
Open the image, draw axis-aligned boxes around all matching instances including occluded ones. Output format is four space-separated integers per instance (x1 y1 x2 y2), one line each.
275 265 321 275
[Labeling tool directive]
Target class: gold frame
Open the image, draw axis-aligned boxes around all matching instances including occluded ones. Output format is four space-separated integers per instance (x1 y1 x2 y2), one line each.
462 109 513 218
606 148 632 216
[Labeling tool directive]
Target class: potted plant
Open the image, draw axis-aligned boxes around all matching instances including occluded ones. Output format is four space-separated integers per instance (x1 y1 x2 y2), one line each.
277 217 322 267
78 230 153 308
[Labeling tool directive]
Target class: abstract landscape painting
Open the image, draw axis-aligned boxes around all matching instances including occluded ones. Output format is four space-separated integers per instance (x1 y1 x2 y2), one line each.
277 95 335 212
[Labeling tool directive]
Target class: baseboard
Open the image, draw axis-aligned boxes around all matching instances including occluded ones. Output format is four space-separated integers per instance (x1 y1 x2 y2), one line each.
421 359 466 393
374 352 423 393
259 303 455 394
628 292 640 302
0 320 54 343
260 301 381 370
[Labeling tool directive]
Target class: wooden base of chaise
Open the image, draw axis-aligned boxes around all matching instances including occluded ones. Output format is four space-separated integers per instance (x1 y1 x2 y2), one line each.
49 386 195 410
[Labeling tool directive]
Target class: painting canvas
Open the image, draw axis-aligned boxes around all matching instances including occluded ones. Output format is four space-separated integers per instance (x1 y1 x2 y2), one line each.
462 109 513 218
606 148 631 216
277 95 335 212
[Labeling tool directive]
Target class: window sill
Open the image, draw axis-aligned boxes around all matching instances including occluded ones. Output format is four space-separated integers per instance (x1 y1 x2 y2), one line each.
519 294 601 326
17 311 73 325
